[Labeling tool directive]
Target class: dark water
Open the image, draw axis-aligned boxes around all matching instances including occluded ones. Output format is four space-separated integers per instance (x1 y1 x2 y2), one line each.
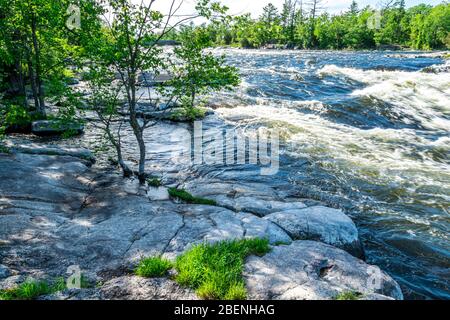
207 50 450 300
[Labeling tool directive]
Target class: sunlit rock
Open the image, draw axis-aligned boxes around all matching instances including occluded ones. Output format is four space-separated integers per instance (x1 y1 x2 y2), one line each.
244 241 403 300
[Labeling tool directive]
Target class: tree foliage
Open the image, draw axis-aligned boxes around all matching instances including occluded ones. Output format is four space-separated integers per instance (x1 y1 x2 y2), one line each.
189 1 450 50
0 0 240 182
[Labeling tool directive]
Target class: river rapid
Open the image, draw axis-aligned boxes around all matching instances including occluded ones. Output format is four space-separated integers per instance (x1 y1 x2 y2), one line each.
206 49 449 300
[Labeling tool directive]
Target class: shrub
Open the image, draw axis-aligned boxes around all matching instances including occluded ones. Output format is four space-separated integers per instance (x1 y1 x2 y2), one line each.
175 238 270 300
5 105 32 127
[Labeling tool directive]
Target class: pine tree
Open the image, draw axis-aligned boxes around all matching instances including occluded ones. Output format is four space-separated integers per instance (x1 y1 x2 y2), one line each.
261 3 279 25
306 0 324 47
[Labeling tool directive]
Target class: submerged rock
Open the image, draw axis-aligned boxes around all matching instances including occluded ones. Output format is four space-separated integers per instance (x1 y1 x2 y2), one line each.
421 61 450 74
244 241 403 300
264 206 363 257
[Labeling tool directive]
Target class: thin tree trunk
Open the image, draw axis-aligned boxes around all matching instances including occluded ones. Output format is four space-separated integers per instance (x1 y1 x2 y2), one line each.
31 12 46 118
128 73 146 183
26 49 40 112
105 126 132 177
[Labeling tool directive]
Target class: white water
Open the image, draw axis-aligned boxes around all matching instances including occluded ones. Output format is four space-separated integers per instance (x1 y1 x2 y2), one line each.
209 50 450 298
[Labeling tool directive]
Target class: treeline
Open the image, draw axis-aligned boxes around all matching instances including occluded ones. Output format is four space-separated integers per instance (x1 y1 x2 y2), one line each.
188 0 450 50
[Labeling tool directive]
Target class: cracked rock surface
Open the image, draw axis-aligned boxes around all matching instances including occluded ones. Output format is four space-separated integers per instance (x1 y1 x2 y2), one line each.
0 152 402 300
244 241 403 300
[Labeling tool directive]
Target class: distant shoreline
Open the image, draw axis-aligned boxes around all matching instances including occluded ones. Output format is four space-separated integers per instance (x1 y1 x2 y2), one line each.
208 45 449 55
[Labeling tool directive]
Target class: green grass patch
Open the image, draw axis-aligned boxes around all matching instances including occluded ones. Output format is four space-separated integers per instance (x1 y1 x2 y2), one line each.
147 177 163 188
135 257 173 278
168 188 217 206
334 291 363 300
175 238 271 300
0 278 66 301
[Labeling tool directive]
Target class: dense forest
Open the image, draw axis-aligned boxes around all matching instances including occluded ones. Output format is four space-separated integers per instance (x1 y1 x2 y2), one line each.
184 0 450 50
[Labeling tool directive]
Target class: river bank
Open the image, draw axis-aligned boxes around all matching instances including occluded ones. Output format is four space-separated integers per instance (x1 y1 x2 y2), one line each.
0 118 403 300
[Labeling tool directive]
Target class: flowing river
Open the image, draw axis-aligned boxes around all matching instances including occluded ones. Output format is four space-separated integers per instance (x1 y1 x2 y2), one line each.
206 49 449 300
20 49 448 299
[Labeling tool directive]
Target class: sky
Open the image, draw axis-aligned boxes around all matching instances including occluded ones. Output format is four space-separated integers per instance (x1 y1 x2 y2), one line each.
149 0 445 19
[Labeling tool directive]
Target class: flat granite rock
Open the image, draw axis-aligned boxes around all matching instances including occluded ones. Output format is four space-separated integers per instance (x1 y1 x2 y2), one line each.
244 241 403 300
98 276 198 300
0 153 292 282
182 179 307 216
0 152 403 301
40 276 194 301
264 206 364 257
0 265 11 279
160 206 292 260
6 142 95 163
31 120 84 136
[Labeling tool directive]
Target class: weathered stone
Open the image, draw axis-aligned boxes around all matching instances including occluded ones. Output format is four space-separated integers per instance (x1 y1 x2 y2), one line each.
232 197 307 216
99 276 197 300
421 63 450 74
0 265 12 280
147 187 170 201
161 206 292 260
0 153 91 213
39 289 101 300
264 206 363 257
183 180 307 216
0 151 403 301
183 180 278 200
138 72 173 86
32 120 84 136
244 241 403 300
0 275 25 291
7 142 95 163
362 293 396 300
238 212 292 245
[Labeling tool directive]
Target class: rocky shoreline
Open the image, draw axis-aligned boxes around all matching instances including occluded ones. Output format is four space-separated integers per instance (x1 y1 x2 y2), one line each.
0 138 403 300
